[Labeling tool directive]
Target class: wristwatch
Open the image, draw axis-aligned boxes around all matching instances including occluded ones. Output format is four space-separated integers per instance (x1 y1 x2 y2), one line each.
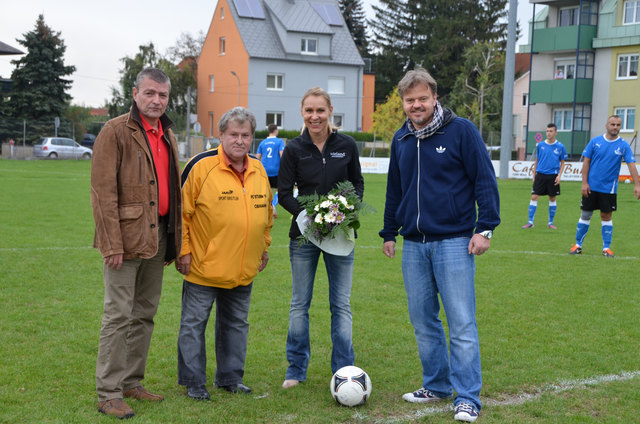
478 230 493 240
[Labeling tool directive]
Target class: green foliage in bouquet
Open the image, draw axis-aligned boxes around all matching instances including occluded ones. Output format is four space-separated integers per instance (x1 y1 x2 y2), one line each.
296 181 372 244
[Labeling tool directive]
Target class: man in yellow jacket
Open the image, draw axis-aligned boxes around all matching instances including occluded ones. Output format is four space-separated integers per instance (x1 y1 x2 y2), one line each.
176 107 273 401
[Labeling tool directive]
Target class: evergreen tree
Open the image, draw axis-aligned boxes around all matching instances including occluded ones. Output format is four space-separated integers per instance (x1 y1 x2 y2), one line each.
7 15 75 121
369 0 507 103
338 0 369 56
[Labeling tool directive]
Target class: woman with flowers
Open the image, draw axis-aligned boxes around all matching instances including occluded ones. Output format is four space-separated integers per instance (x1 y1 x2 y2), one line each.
278 87 364 389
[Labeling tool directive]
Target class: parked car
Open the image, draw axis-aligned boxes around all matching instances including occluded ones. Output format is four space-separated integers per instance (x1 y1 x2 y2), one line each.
33 137 92 159
80 133 96 149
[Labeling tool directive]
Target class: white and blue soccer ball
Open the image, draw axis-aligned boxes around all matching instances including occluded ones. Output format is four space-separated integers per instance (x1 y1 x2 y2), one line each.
625 178 631 184
330 366 372 407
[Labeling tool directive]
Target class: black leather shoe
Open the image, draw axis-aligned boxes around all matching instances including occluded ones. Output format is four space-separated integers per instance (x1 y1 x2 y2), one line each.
187 385 210 401
218 383 251 394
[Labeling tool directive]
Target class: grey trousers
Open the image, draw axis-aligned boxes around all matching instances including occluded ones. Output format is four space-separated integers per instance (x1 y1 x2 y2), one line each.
177 280 253 387
95 225 167 401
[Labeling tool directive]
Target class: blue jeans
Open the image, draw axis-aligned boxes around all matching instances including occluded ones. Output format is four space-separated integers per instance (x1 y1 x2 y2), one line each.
177 280 252 387
285 240 355 381
401 238 482 410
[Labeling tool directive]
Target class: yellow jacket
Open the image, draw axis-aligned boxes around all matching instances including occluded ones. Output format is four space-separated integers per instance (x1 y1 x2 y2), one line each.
180 145 273 288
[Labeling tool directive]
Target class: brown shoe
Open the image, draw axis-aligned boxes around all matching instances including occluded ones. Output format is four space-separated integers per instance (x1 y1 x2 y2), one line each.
98 398 135 419
124 385 164 402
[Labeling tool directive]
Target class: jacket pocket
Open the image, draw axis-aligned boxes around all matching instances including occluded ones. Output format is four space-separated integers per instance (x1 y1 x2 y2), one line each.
197 239 227 282
118 204 146 253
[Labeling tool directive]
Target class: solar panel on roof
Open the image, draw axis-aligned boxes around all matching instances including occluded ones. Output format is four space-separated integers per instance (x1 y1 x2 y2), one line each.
311 3 343 26
233 0 265 19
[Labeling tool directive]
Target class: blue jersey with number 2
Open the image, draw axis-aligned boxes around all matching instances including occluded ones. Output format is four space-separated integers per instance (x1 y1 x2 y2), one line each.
257 137 285 177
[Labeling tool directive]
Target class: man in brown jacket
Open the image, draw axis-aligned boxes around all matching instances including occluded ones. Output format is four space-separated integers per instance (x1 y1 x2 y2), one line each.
91 68 182 419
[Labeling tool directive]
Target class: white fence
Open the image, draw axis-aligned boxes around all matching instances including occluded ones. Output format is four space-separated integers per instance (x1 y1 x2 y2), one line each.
360 157 639 180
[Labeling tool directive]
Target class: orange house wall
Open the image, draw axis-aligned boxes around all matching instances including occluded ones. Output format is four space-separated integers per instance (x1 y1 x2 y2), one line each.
361 73 375 132
197 0 250 138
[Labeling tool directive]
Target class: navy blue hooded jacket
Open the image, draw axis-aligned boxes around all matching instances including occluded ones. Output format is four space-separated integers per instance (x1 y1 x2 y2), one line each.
379 108 500 243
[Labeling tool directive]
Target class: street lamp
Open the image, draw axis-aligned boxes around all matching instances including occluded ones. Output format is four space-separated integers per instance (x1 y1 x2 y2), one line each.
230 70 241 106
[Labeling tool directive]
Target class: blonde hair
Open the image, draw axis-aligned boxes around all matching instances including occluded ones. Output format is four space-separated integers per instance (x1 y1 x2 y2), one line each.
300 87 336 132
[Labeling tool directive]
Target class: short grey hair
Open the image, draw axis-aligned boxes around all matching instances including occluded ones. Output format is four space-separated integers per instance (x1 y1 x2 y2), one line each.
218 107 257 134
398 68 437 99
135 68 171 90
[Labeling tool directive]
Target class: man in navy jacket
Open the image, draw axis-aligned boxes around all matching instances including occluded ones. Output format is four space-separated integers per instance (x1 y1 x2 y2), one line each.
379 68 500 423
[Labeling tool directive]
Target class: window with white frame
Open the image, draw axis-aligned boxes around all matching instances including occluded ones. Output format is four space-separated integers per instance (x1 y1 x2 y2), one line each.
554 60 575 79
331 114 344 129
617 54 639 79
623 1 640 24
553 109 573 131
615 107 636 132
266 112 283 128
266 73 283 90
558 7 579 26
221 7 224 19
522 93 529 107
301 38 317 54
328 77 345 94
209 75 215 92
219 37 226 55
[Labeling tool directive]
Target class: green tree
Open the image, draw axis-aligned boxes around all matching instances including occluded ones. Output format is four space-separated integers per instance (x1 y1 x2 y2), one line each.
369 0 508 103
338 0 369 56
1 15 76 142
107 37 200 132
8 14 75 120
371 87 405 142
449 41 505 140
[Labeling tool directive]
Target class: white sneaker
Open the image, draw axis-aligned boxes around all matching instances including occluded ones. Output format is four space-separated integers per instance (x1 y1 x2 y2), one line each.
281 379 299 389
454 402 479 422
401 387 449 403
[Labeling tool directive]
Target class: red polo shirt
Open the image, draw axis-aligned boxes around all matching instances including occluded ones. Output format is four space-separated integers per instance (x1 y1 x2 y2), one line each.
140 116 170 217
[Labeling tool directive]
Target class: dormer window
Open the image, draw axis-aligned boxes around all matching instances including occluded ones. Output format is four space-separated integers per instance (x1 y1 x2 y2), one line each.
301 38 317 55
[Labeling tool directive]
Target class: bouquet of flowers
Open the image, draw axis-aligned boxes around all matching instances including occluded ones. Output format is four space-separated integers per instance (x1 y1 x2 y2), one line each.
295 181 365 255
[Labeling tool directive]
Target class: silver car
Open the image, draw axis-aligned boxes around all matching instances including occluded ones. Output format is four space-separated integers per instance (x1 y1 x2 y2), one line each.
33 137 92 159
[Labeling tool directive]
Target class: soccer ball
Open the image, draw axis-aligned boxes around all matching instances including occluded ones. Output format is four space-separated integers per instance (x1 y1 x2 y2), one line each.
625 178 631 184
330 366 372 407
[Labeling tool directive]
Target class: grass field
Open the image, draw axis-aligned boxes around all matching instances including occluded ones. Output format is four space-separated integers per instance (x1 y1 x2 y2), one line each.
1 159 639 423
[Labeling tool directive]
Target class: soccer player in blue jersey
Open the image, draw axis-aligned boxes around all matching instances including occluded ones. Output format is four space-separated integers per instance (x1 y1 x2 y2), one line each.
256 124 285 218
522 123 568 229
570 115 640 257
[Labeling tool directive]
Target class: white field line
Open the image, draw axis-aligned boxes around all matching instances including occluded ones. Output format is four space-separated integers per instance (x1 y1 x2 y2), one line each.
368 370 640 424
2 245 637 262
0 246 93 252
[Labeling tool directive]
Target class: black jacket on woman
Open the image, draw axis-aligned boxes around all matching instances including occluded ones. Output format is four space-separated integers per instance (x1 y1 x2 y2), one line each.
278 128 365 239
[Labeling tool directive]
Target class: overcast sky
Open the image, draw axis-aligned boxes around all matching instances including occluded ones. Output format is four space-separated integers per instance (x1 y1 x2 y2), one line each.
0 1 534 108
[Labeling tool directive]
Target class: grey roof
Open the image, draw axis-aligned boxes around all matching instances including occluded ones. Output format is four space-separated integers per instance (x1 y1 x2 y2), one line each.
0 41 23 55
229 0 364 66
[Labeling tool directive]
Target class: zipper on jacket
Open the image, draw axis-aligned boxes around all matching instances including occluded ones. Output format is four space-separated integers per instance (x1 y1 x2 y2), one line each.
416 139 425 242
138 151 142 184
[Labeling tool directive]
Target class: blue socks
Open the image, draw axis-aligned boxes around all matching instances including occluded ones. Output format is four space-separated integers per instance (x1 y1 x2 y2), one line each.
602 220 613 250
548 200 557 225
527 200 537 224
576 219 590 247
272 191 278 209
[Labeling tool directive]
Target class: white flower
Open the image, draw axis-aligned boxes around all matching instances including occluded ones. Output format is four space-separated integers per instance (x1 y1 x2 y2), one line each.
314 213 323 223
314 204 320 212
320 200 332 209
328 195 337 200
338 196 348 205
324 213 336 223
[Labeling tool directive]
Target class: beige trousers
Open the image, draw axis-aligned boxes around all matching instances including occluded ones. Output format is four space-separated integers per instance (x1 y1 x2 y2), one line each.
96 225 167 401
